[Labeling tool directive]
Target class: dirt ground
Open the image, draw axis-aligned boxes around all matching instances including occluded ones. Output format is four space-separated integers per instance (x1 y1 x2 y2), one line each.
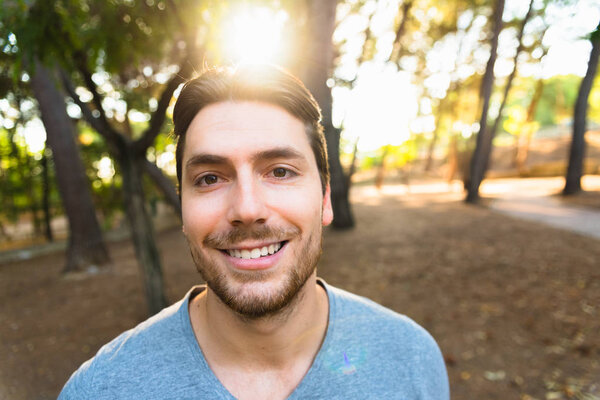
1 184 599 400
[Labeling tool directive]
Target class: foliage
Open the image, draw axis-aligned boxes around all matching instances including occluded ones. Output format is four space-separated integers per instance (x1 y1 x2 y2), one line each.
502 105 539 137
0 129 57 225
360 138 419 170
536 75 581 126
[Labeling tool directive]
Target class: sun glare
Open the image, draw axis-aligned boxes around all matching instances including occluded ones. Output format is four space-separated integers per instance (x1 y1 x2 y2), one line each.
340 63 418 152
220 6 288 64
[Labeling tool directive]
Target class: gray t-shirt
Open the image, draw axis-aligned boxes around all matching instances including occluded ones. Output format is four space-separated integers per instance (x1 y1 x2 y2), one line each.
59 280 449 399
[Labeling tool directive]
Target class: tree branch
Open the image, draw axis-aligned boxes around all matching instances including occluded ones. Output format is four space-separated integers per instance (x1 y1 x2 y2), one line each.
389 0 414 64
72 51 112 131
142 159 182 218
133 58 194 153
59 69 122 147
60 67 125 150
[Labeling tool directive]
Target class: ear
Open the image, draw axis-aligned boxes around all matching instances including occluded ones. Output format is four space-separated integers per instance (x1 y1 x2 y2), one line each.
322 184 333 226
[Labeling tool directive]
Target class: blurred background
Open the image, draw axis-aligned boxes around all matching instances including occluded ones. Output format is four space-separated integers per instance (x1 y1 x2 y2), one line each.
1 0 599 399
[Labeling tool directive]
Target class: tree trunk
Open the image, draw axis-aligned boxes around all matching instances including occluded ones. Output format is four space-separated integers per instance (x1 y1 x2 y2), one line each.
10 129 42 237
466 0 506 203
142 159 182 218
301 0 354 229
446 134 459 183
29 60 110 271
424 125 440 173
345 138 360 188
425 97 448 172
41 148 54 242
389 0 414 64
515 78 544 171
375 145 390 190
489 0 534 141
118 146 167 314
563 22 600 195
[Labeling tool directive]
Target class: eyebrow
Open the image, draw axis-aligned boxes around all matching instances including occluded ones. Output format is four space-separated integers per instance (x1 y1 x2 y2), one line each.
185 153 228 168
185 146 308 170
250 147 307 164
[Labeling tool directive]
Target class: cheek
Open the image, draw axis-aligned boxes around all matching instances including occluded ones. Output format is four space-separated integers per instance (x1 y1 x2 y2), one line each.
267 186 323 225
182 195 225 238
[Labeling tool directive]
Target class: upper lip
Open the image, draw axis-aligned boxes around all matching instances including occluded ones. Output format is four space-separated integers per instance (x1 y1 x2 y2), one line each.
217 240 286 251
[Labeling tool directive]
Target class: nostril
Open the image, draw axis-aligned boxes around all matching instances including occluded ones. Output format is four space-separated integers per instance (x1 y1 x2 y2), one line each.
231 218 265 226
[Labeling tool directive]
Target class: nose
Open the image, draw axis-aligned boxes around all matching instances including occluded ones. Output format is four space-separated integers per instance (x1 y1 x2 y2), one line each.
228 175 268 226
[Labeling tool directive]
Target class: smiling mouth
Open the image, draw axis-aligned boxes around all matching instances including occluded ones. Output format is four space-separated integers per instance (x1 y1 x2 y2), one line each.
222 241 286 259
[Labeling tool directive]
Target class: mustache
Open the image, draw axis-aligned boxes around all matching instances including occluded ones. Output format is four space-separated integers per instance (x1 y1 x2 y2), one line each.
203 225 300 248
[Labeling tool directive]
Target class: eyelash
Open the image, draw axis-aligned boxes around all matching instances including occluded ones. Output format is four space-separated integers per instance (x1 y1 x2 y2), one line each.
193 167 297 188
269 167 297 179
194 174 221 187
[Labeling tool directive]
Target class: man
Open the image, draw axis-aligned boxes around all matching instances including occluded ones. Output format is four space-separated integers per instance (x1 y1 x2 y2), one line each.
59 65 449 399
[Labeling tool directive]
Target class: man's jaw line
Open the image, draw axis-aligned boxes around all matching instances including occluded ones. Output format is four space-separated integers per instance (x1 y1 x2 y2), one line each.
204 270 317 329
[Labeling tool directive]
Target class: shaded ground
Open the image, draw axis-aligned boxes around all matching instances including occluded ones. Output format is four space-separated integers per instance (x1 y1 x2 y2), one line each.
1 182 599 400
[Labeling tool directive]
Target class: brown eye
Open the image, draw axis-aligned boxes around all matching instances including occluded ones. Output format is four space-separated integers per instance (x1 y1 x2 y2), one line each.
201 175 218 185
273 168 287 178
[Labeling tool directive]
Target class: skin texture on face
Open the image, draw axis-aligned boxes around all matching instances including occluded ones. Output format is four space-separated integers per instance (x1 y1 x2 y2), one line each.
181 101 333 319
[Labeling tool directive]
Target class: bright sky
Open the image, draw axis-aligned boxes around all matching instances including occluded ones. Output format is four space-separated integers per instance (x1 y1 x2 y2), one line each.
503 0 600 78
9 0 600 155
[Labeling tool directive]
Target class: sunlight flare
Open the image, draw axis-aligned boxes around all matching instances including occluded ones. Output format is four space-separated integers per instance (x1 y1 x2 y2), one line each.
220 6 288 64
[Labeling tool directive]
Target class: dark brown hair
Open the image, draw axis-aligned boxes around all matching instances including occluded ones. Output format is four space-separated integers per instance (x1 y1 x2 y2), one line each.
172 64 329 194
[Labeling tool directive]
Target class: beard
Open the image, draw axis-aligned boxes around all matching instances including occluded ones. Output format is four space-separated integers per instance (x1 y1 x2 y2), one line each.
187 223 323 320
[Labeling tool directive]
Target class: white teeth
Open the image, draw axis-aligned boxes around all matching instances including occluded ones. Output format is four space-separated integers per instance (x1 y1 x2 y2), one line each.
250 248 261 259
227 243 283 259
268 243 281 255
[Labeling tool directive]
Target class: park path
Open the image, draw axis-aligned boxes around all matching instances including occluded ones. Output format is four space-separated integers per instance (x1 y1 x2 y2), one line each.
480 176 600 240
352 175 600 240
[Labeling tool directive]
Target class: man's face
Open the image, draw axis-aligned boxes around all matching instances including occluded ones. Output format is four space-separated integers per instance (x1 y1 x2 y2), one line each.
181 101 333 319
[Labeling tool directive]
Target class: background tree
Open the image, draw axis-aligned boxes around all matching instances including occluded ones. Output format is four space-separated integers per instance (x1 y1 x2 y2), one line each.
298 0 355 229
466 0 506 203
513 50 548 172
487 0 535 147
563 20 600 195
29 60 110 272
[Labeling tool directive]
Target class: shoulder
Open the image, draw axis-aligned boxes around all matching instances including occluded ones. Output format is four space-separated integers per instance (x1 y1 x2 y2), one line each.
326 283 431 340
321 283 449 398
58 293 194 399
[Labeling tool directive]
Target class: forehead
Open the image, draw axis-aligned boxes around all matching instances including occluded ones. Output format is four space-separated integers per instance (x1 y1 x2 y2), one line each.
183 101 312 159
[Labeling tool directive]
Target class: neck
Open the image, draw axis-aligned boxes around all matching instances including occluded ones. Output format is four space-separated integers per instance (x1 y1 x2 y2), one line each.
190 274 329 368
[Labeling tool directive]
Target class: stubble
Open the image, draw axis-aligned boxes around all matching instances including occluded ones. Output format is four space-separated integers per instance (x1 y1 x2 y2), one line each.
187 224 323 320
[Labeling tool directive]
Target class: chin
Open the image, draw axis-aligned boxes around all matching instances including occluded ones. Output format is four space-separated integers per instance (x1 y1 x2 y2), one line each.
208 264 314 319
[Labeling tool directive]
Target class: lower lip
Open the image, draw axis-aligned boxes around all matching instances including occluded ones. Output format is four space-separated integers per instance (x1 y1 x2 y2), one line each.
222 243 287 271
